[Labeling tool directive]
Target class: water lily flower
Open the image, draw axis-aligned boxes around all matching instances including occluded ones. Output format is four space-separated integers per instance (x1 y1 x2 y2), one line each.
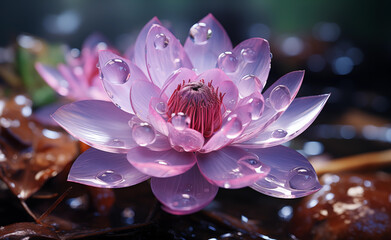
52 14 330 215
35 33 113 101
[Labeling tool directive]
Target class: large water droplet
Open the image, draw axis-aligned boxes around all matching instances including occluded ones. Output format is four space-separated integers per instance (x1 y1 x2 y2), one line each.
132 123 156 146
96 170 123 184
189 23 212 45
271 129 287 138
217 52 238 73
154 33 169 50
238 75 263 98
170 193 197 209
171 112 190 130
155 101 167 115
269 85 291 111
248 97 264 120
241 48 257 63
288 167 317 190
103 59 130 84
110 138 125 147
223 115 243 139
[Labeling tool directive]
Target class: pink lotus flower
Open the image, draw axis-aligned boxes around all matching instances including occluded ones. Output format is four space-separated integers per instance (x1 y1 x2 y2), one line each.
35 34 113 101
52 14 330 215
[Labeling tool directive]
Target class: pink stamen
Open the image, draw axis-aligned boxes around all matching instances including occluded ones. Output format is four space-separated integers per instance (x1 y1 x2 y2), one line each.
167 79 225 137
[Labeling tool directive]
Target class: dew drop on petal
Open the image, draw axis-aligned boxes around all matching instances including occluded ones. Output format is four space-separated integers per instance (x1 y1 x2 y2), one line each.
189 22 212 45
132 122 156 146
96 170 124 184
269 85 291 111
271 129 287 138
223 115 243 139
155 101 167 115
171 112 191 131
110 138 125 147
103 59 131 84
248 97 265 120
154 33 169 50
217 52 238 73
170 193 197 209
241 48 257 63
288 167 317 190
238 75 263 98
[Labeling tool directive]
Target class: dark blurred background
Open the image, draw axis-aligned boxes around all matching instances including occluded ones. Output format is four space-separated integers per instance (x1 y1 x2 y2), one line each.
1 0 391 157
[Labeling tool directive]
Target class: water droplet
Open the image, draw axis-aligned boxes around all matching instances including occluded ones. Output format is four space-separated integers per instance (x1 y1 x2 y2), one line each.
223 115 243 139
241 48 257 63
155 160 169 165
170 194 196 209
132 123 156 146
271 129 287 138
259 175 279 189
247 97 264 120
238 75 263 98
103 59 130 84
114 103 121 109
154 33 169 50
155 101 167 114
288 167 317 190
189 22 212 44
96 170 123 184
171 112 190 130
110 138 124 147
217 52 238 73
269 85 291 111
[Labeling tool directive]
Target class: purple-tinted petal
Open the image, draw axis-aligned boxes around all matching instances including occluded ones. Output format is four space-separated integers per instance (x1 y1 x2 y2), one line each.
249 146 321 198
184 13 232 73
88 75 112 101
160 68 197 98
145 24 193 88
151 166 218 215
82 33 110 53
167 123 205 152
197 146 270 189
218 80 239 113
236 94 330 148
52 100 136 153
130 80 162 121
225 38 271 87
68 148 149 188
57 63 88 99
99 50 150 114
35 63 73 97
133 17 162 75
81 33 110 79
236 71 304 143
127 147 196 178
194 68 229 88
33 102 64 127
148 97 169 135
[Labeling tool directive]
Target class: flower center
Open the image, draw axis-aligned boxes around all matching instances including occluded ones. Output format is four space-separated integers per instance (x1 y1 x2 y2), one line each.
167 80 224 137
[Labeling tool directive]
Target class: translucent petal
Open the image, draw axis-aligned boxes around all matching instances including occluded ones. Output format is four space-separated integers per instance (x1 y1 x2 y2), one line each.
236 94 330 148
99 50 150 114
127 147 196 178
68 148 149 188
148 97 169 136
184 13 232 73
235 71 304 143
145 24 193 88
151 166 218 215
167 123 204 152
130 80 162 121
226 38 271 87
249 146 322 198
133 17 162 75
33 102 63 127
197 146 270 189
57 63 88 99
194 68 230 88
218 80 239 113
35 63 75 98
160 68 197 98
52 100 136 153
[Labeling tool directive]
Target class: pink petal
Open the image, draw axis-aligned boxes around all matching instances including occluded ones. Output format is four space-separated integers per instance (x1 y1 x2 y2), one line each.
82 33 110 53
145 24 193 88
224 38 271 87
88 75 112 101
130 80 162 121
151 166 218 215
160 68 197 98
236 94 330 148
197 146 270 189
249 146 322 198
133 17 162 75
184 13 232 73
35 63 73 98
218 80 239 113
52 100 137 153
194 68 229 88
99 50 150 114
167 123 204 152
236 71 304 143
148 97 169 135
126 147 196 178
57 63 88 99
68 148 149 188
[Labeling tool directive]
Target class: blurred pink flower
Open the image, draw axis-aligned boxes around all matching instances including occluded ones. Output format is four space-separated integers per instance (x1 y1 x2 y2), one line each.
53 14 329 215
35 33 113 101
